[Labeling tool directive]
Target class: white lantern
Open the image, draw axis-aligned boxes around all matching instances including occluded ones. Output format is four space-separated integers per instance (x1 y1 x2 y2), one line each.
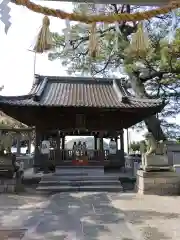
41 140 50 154
109 139 117 154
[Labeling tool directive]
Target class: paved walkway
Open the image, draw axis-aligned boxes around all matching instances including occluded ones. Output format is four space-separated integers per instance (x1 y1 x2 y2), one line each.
111 193 180 240
0 192 179 240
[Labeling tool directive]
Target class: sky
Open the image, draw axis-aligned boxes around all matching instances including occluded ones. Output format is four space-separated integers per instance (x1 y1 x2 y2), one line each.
0 1 178 152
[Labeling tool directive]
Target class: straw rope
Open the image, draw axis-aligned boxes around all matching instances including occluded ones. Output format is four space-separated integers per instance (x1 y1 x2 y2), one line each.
13 0 180 23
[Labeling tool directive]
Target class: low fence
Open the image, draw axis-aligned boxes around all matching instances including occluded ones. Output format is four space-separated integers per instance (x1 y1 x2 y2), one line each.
15 153 140 174
16 155 34 170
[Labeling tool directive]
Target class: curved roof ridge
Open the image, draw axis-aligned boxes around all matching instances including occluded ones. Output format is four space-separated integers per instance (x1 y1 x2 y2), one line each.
33 77 48 102
34 74 117 83
128 96 163 103
0 94 34 100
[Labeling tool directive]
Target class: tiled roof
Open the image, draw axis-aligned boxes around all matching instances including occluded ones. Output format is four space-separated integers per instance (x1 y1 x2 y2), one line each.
0 75 164 109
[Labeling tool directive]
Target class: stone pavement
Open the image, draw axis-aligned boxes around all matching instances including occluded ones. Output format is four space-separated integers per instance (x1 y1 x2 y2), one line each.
0 192 139 240
0 192 179 240
110 193 180 240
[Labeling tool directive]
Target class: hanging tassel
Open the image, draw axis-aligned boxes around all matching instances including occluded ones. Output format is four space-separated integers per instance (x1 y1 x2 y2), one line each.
126 22 151 58
34 16 53 53
63 18 71 52
169 9 180 56
168 9 177 44
160 44 170 65
97 4 106 30
114 21 121 52
88 22 99 58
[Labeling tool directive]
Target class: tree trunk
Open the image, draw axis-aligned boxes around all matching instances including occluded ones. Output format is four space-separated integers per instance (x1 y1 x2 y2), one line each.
128 75 166 141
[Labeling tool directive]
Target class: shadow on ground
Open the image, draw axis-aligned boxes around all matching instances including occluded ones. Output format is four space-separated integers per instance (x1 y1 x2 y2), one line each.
34 192 132 240
0 191 179 240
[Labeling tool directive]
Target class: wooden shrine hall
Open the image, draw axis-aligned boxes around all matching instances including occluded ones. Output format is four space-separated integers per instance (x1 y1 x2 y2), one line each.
0 75 165 169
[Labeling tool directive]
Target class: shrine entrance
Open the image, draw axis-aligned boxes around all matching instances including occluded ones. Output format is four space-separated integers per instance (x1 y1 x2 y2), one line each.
36 132 125 168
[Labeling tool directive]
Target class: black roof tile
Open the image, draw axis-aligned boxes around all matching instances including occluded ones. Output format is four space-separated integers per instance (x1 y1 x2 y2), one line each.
0 75 164 109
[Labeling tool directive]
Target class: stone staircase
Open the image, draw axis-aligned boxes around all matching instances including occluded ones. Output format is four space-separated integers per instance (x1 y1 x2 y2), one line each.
36 166 123 192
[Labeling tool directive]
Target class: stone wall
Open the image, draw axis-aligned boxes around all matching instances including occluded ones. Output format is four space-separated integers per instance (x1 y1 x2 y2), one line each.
136 170 180 195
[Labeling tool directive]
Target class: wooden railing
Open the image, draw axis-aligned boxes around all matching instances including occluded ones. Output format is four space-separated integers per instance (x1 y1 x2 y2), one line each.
48 149 110 165
35 149 125 167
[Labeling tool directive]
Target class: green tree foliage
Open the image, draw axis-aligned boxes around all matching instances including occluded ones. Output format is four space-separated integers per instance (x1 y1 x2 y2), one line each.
129 141 141 153
49 4 180 140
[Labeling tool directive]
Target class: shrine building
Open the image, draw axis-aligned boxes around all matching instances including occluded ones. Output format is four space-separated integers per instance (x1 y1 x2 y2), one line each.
0 75 165 169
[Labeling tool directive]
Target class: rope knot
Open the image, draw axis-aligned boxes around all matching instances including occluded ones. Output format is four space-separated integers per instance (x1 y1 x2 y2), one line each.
43 16 50 26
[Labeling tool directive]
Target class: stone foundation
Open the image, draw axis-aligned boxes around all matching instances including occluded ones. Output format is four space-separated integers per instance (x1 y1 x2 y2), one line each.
136 170 180 195
0 177 24 193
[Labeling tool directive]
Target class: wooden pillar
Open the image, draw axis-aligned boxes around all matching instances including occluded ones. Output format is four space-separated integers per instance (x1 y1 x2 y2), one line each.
34 129 41 171
16 133 21 155
27 132 31 154
61 135 65 150
60 133 65 162
56 132 60 150
99 133 104 164
100 136 103 151
115 137 118 151
94 135 98 150
120 130 124 151
55 131 60 164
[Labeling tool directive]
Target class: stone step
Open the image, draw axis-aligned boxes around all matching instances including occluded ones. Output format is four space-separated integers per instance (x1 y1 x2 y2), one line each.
42 175 119 181
56 166 104 169
36 184 123 192
54 172 89 176
55 167 104 176
55 166 104 171
38 179 121 186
